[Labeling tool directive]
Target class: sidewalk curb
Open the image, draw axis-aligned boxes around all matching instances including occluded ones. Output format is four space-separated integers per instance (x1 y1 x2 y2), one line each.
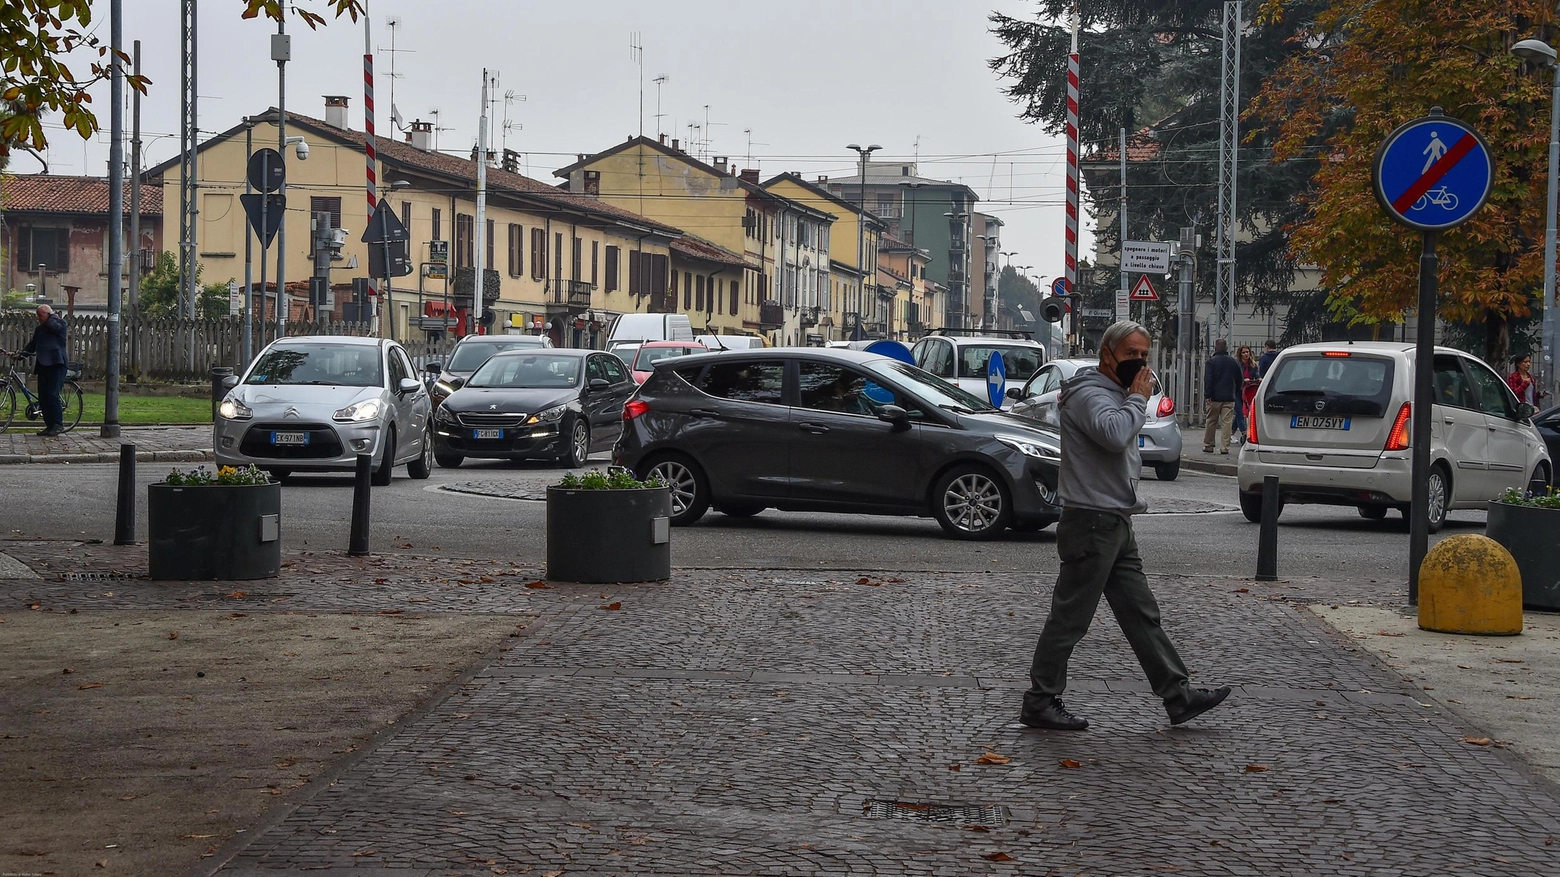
1182 456 1237 477
0 449 212 465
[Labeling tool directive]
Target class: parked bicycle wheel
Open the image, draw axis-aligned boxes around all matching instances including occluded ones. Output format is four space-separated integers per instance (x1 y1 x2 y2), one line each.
58 380 84 432
0 386 15 432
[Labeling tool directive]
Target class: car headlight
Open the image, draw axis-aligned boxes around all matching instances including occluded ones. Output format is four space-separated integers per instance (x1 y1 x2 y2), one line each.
332 399 383 423
434 406 458 424
997 433 1061 460
218 398 253 421
525 404 568 425
434 379 458 397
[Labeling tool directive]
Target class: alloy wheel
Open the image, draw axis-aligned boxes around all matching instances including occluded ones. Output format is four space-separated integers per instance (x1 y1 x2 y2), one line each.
571 422 590 467
649 460 697 516
944 472 1004 533
1426 468 1447 528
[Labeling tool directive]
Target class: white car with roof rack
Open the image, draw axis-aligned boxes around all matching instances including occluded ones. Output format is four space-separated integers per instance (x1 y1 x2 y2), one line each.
910 329 1047 408
1237 341 1550 530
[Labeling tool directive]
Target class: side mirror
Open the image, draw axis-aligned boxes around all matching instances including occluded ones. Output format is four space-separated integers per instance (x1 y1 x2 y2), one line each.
1517 402 1537 421
424 361 443 375
398 378 422 395
1005 386 1025 401
221 374 240 389
588 378 611 392
877 404 912 431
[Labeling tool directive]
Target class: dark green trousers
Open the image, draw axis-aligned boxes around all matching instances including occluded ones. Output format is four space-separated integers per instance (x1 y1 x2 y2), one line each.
1025 507 1191 709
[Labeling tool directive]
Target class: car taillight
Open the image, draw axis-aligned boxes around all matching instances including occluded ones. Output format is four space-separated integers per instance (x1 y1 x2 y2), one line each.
1157 396 1175 417
623 399 650 421
1247 408 1259 444
1385 402 1411 451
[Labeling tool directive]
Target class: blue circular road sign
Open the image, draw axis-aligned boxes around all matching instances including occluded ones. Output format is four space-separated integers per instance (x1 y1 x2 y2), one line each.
1051 277 1070 297
1373 111 1493 232
863 340 914 404
986 350 1007 408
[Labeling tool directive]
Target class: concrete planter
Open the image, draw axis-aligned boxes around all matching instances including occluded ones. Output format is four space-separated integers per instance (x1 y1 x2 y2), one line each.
148 482 282 580
545 486 671 583
1486 501 1560 611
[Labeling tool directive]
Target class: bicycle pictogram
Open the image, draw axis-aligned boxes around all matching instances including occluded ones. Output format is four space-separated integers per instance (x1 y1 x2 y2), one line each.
1412 186 1459 213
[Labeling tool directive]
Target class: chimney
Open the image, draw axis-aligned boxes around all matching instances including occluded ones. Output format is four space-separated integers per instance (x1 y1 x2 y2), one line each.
323 95 350 129
658 133 668 145
713 156 728 174
740 169 759 183
583 169 601 197
817 175 829 185
671 138 680 152
407 120 433 150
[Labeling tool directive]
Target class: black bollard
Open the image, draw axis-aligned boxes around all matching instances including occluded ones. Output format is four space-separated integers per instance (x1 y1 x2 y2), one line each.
210 367 234 422
1255 475 1279 582
348 453 372 556
114 443 136 545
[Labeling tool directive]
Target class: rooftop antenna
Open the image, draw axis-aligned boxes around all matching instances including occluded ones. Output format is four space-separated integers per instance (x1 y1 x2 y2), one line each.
429 107 453 151
380 17 414 131
686 121 700 157
743 128 767 173
501 88 526 151
652 74 669 137
701 104 725 162
629 32 644 136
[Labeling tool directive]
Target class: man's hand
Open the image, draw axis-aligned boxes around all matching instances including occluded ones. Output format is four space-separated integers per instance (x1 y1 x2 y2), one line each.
1130 367 1155 399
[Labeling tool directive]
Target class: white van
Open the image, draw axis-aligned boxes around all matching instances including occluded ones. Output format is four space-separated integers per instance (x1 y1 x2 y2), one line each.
607 314 694 363
694 334 766 351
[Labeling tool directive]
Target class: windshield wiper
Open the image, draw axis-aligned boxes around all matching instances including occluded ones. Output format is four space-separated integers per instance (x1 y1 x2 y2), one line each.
938 403 975 414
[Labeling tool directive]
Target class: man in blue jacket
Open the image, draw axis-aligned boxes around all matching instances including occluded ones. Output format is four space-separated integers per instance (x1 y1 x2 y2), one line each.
19 305 69 436
1020 320 1230 731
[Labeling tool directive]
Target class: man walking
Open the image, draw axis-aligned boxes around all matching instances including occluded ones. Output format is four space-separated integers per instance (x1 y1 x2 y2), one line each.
1256 339 1279 378
1202 339 1242 454
19 304 69 436
1021 320 1230 731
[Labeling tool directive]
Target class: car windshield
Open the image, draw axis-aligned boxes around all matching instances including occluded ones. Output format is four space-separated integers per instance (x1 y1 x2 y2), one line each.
448 340 544 372
957 344 1044 380
245 344 383 387
468 353 582 389
866 361 993 413
634 346 699 370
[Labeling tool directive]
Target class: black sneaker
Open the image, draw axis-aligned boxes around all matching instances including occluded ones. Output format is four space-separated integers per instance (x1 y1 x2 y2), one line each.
1020 696 1089 731
1166 686 1232 726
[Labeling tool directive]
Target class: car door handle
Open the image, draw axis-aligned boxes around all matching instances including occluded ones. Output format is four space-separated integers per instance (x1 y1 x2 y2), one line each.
688 407 722 419
1443 418 1455 424
798 422 830 434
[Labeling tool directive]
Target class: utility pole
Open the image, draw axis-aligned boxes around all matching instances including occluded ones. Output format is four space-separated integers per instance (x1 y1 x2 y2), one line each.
275 16 290 339
242 118 254 365
474 69 490 334
178 0 198 320
1178 226 1197 427
1214 0 1243 348
102 0 124 438
364 12 380 335
128 38 142 378
1118 126 1129 324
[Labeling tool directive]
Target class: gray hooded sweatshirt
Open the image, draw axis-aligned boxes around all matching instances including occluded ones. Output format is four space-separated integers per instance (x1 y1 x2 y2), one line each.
1057 366 1148 516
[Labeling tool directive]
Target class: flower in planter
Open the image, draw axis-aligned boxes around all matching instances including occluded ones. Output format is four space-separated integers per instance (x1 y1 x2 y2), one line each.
162 464 274 486
1496 486 1560 510
556 468 664 490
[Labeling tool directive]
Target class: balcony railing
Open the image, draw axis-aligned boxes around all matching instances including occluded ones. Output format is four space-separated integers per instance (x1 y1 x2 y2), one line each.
759 300 784 328
550 279 595 311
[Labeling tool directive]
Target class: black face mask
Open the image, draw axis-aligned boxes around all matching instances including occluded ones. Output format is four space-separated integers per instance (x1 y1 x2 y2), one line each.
1113 357 1148 390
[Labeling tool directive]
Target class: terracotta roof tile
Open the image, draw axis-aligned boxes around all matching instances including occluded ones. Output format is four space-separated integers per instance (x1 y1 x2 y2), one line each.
1 174 163 215
670 233 748 267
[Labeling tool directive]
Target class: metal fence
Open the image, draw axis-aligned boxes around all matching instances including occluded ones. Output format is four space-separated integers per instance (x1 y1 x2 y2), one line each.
0 313 458 382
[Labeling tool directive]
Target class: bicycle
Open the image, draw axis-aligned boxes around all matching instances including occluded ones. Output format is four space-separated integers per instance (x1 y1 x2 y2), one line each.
0 350 84 434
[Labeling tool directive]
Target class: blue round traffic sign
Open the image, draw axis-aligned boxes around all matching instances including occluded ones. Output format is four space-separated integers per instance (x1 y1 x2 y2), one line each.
863 340 914 404
986 350 1007 408
1373 111 1492 231
1051 277 1070 297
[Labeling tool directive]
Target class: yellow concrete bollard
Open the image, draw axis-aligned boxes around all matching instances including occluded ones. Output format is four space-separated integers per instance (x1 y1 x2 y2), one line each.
1418 534 1523 635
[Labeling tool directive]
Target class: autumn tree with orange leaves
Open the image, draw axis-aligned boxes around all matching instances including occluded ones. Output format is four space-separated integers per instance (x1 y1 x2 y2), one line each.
1252 0 1553 362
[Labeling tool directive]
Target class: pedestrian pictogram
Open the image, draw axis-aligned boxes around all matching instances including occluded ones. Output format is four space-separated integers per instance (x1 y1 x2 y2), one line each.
1373 110 1493 232
1129 275 1158 301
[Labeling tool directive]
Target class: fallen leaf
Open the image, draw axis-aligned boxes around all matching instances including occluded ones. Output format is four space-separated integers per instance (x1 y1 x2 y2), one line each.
168 631 179 640
351 849 378 857
974 751 1012 765
97 860 108 868
1058 758 1082 769
27 602 40 610
1462 736 1492 746
1374 630 1405 637
1244 764 1270 772
524 581 550 589
947 762 961 771
1496 659 1525 664
227 591 247 600
963 824 990 832
982 852 1016 861
600 602 622 610
62 668 75 674
78 682 103 690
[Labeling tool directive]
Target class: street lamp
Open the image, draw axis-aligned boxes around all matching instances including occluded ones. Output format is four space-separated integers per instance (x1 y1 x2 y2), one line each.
847 144 882 340
1515 37 1560 400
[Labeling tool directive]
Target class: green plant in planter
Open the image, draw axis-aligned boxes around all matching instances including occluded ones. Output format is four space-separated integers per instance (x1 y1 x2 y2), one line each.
1495 486 1560 509
557 468 663 490
162 464 274 486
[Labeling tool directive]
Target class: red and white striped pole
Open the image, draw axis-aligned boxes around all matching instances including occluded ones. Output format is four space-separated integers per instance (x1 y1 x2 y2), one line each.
364 17 380 333
1064 13 1081 353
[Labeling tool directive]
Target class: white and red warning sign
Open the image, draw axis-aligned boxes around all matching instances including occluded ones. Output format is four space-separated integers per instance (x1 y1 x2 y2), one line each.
1129 275 1159 301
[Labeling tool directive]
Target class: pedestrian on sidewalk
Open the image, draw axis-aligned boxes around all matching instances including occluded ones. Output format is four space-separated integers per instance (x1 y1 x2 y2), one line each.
1020 320 1231 732
1202 339 1242 454
1506 354 1546 408
10 305 69 436
1234 345 1260 444
1256 339 1279 378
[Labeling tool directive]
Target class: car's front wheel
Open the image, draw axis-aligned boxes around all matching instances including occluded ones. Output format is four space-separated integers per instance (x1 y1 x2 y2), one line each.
372 428 395 486
1358 505 1389 520
408 427 433 480
1529 463 1552 496
1424 464 1450 533
640 454 709 525
932 464 1012 540
560 418 590 469
435 452 464 468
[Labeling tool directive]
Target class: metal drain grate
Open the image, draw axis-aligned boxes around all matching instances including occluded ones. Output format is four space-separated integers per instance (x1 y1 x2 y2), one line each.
62 571 142 581
862 800 1007 827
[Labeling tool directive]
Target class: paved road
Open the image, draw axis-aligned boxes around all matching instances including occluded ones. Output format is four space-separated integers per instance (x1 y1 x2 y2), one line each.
0 455 1482 595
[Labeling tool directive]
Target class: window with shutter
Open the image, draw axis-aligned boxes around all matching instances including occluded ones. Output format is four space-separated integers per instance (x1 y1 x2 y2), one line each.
530 227 547 280
591 241 599 285
455 214 474 269
431 208 442 242
605 246 620 292
507 224 522 277
309 197 343 228
486 219 495 271
696 275 705 313
572 237 582 280
628 250 642 296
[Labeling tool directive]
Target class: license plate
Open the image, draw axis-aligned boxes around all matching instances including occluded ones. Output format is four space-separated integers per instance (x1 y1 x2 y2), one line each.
270 431 308 446
473 428 504 440
1292 415 1350 430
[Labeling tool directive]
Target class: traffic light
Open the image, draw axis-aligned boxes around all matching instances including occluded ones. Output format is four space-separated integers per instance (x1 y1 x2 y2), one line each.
1040 295 1068 323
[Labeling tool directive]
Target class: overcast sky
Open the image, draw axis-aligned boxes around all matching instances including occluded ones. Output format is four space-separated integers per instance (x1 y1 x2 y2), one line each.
37 0 1089 280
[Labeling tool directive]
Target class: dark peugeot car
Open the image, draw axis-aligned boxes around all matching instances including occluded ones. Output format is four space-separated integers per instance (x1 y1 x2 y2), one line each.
433 349 634 468
425 335 553 407
614 348 1062 539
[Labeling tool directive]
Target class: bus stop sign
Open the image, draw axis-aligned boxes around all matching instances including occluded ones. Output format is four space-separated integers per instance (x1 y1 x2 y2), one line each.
1373 110 1493 232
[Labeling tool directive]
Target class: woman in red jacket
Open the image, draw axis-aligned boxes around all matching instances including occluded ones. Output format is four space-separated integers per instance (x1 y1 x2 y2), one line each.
1507 353 1546 408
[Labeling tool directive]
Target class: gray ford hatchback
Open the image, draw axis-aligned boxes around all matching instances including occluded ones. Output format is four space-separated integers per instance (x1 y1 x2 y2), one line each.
613 348 1062 539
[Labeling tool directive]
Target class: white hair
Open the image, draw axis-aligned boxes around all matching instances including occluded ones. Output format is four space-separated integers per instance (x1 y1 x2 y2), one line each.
1101 319 1148 353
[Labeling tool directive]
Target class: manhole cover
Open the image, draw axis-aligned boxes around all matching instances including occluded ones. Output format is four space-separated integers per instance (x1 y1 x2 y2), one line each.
440 482 547 502
862 800 1007 827
62 571 141 581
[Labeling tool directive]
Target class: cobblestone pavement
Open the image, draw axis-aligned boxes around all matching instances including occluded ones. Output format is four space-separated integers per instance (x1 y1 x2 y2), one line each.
0 424 212 464
5 545 1551 875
